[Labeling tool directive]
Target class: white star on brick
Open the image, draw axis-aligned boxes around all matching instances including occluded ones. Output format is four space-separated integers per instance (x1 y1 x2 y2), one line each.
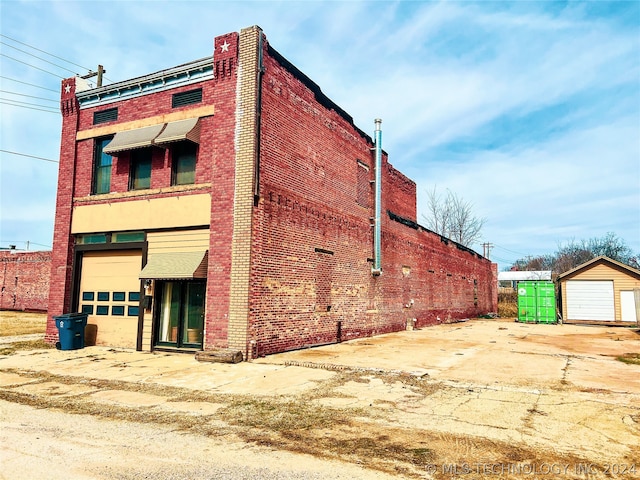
64 83 71 94
220 41 230 53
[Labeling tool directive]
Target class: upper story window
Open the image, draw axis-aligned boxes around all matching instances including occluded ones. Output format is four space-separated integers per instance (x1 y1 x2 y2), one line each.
171 142 197 185
129 148 152 190
172 88 202 108
93 137 113 195
93 107 118 125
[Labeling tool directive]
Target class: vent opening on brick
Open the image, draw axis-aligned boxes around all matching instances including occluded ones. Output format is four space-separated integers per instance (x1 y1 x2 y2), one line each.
93 107 118 125
315 249 334 313
172 88 203 108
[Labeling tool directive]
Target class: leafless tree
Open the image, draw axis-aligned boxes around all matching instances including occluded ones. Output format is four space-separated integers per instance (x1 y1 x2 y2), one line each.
422 186 486 247
511 232 638 273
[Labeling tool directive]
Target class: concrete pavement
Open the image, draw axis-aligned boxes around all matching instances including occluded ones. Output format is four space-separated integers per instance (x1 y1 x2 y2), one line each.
1 318 639 469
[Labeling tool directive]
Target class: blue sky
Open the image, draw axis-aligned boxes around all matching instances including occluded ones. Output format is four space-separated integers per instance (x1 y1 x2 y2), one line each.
1 0 638 270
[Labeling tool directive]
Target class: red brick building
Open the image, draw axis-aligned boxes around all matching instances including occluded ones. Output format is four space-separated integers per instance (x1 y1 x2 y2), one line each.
46 26 497 358
0 251 51 312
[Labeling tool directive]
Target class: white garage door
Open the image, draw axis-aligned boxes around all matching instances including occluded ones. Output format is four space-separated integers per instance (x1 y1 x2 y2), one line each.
79 250 142 348
566 280 615 321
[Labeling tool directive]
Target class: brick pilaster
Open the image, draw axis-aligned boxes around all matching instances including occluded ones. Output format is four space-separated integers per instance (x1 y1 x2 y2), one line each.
45 77 80 343
227 26 262 357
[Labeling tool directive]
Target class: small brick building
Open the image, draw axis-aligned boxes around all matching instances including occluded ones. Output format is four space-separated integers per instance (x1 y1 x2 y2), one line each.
46 26 497 358
0 251 51 312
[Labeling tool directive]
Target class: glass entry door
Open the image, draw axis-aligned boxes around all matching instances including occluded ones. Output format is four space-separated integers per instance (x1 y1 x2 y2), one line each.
156 281 205 348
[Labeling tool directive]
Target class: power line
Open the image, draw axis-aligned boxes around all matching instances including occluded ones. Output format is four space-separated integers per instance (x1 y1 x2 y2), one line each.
0 100 59 114
0 33 90 72
0 41 79 75
0 76 59 93
0 149 59 163
0 53 65 79
0 90 58 103
492 244 530 257
0 97 59 109
0 240 52 250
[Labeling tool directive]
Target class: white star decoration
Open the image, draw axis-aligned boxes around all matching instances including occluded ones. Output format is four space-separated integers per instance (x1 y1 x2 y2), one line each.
64 83 71 94
220 41 230 53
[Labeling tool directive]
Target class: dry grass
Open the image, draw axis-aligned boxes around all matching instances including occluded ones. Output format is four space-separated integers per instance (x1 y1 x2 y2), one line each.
0 339 52 355
2 368 629 479
616 352 640 365
498 291 518 318
0 310 47 336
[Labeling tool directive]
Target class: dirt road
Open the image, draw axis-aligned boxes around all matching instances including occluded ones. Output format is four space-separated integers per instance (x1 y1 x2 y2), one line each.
1 318 639 479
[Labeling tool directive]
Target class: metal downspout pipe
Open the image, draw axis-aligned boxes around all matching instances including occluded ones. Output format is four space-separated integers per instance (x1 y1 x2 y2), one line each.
372 118 382 276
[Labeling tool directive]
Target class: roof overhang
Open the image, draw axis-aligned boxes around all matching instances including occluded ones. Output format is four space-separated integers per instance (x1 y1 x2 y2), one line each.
557 255 640 281
154 118 201 145
139 251 208 280
498 271 552 282
103 124 165 154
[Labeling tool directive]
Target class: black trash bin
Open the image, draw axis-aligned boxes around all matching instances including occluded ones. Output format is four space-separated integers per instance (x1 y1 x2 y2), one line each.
54 313 88 350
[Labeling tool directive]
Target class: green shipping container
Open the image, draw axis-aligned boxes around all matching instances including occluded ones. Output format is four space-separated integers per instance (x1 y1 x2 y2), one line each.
517 281 556 324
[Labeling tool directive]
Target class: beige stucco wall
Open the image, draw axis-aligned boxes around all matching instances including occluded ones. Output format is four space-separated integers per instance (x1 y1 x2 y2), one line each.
71 194 211 234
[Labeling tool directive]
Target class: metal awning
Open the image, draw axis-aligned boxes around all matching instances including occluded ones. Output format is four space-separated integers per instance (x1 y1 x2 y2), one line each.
154 118 201 145
103 124 166 154
139 251 208 280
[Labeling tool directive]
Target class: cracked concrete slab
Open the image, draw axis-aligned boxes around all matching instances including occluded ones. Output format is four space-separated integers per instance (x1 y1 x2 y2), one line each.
13 381 98 397
0 371 40 387
89 390 168 407
1 318 638 468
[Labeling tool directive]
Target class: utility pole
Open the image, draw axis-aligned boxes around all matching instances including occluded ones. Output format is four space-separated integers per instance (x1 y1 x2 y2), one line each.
482 242 493 259
81 65 106 87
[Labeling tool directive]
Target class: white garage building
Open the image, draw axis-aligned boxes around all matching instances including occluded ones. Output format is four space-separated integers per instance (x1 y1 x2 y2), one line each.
557 256 640 325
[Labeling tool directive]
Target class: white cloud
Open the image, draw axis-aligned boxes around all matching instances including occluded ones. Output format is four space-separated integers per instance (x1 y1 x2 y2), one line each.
0 0 637 262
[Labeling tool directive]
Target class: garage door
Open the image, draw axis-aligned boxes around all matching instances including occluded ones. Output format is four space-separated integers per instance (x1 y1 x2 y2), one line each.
566 280 614 321
78 250 142 348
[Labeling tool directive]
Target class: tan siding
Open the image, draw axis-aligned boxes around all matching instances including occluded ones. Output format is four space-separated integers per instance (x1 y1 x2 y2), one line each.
142 230 210 349
141 310 153 351
147 229 210 255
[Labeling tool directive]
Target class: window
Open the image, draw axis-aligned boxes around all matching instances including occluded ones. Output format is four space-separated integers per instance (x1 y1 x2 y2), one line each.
112 231 145 243
81 305 94 314
97 292 110 302
129 148 152 190
77 234 107 245
156 281 205 347
93 108 118 125
172 88 202 108
172 142 197 185
93 137 113 194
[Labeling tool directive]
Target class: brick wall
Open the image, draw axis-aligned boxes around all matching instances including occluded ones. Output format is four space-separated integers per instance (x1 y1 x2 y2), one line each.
248 39 498 356
46 76 81 344
204 31 241 349
0 251 51 312
46 26 498 355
